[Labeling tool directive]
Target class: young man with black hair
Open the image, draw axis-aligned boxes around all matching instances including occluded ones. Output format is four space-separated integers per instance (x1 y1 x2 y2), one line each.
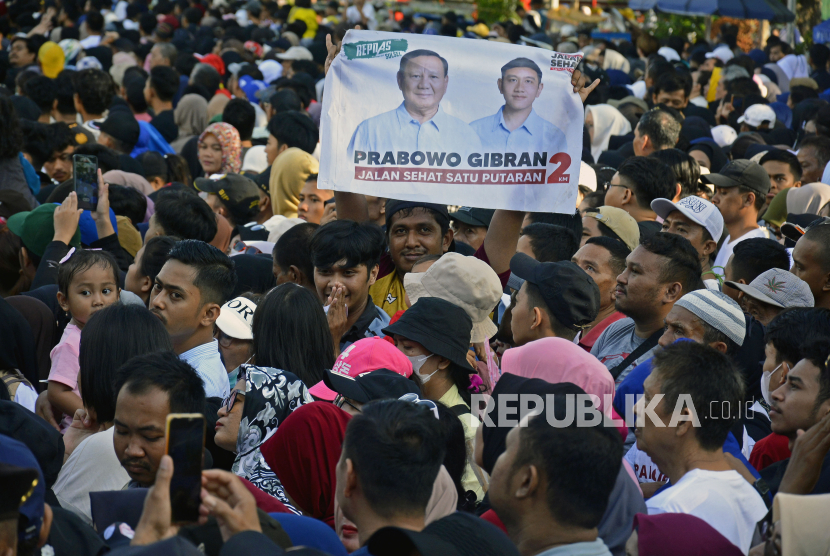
762 337 830 495
146 66 180 143
632 107 682 157
264 110 319 164
273 222 318 291
573 236 630 352
145 189 219 244
80 10 105 49
723 238 790 304
651 72 691 110
523 208 583 242
706 160 772 271
336 399 446 553
23 75 55 124
636 342 767 552
42 123 76 189
650 149 700 200
796 135 830 185
223 99 256 152
310 220 391 352
113 351 207 487
151 240 237 398
72 69 114 141
760 149 802 209
605 156 677 222
592 233 704 383
792 223 830 310
489 396 623 556
508 253 601 345
652 195 723 287
516 223 579 263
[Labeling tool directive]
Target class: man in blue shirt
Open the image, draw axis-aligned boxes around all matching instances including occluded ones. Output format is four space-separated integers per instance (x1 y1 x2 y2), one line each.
471 57 566 155
347 49 481 165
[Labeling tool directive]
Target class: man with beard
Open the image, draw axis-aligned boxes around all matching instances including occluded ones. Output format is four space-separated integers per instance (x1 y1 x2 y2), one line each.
591 233 703 383
150 240 236 398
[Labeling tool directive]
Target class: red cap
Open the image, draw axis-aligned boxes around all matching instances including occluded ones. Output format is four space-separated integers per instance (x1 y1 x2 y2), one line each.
195 53 226 76
161 14 180 29
309 337 413 401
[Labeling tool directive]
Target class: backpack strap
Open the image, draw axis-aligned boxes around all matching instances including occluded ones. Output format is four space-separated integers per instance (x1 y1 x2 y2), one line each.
609 328 664 380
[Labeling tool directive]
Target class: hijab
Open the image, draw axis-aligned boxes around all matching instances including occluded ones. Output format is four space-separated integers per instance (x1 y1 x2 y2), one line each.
480 372 586 474
773 492 830 555
232 364 313 507
207 94 230 121
103 170 155 196
585 104 632 162
260 401 350 528
4 296 58 382
787 183 830 215
688 139 729 173
426 466 458 525
269 148 320 218
501 338 615 415
602 49 630 73
199 123 242 175
763 188 791 228
174 94 209 139
633 513 744 556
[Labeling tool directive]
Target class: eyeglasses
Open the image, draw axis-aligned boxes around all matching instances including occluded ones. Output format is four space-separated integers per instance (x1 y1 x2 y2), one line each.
334 394 362 413
398 393 440 419
221 389 245 412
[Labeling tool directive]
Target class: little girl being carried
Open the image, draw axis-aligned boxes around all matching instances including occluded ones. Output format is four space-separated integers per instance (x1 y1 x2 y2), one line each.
48 248 121 431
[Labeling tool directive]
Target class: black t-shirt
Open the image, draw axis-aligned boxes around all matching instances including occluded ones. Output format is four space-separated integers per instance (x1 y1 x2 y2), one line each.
760 451 830 496
40 506 109 556
812 70 830 93
150 110 179 144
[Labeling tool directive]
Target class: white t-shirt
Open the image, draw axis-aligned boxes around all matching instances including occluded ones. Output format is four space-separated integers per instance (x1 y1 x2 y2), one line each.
713 227 771 272
646 468 767 552
346 3 377 29
625 442 669 484
53 428 131 525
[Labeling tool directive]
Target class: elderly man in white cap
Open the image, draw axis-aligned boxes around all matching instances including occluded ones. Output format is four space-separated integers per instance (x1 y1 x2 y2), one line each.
652 195 724 289
215 295 258 386
725 268 814 326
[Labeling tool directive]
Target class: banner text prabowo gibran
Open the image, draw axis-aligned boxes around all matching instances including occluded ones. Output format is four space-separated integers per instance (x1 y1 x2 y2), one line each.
319 31 585 212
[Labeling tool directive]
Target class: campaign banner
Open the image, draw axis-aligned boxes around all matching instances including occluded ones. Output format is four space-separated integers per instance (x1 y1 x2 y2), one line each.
319 30 585 213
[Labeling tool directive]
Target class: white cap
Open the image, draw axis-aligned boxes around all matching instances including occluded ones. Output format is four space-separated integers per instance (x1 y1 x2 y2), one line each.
242 145 269 173
216 297 258 340
657 46 680 62
711 125 738 147
579 161 597 192
276 46 313 61
258 59 283 83
650 195 724 242
705 45 734 63
627 80 647 99
737 104 776 128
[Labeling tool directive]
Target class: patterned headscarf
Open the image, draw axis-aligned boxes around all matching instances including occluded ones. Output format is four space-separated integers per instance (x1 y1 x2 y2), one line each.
232 364 312 507
198 122 242 175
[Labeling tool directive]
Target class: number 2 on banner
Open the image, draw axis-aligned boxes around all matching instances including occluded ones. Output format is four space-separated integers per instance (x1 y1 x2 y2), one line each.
546 153 571 184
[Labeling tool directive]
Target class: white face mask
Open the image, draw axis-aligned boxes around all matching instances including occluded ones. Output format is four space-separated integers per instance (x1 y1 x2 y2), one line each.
407 354 438 383
761 363 783 406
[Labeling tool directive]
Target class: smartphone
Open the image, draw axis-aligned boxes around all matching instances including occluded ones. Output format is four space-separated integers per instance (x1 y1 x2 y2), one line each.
73 154 98 211
164 414 206 524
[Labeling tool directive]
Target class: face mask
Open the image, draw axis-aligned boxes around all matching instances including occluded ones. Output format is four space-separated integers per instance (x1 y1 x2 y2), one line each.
761 363 783 406
228 355 253 390
407 354 437 383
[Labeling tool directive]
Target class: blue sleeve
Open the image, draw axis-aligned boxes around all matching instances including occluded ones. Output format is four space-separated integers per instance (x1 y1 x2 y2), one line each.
724 431 761 480
613 358 653 417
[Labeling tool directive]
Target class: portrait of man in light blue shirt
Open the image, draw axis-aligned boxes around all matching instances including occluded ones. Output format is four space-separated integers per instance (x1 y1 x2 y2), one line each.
347 49 481 165
470 57 567 155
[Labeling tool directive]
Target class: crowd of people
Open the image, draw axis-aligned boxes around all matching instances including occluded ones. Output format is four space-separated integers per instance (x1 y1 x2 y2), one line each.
0 1 829 556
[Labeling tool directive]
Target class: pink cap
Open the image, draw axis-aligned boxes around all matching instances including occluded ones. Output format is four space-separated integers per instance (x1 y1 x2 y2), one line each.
309 337 413 400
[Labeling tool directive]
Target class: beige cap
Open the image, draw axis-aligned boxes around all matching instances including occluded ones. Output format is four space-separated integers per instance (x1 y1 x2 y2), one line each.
404 252 502 344
584 206 640 252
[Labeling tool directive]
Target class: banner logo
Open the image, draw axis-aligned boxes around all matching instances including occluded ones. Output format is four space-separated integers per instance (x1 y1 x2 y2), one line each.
343 39 408 60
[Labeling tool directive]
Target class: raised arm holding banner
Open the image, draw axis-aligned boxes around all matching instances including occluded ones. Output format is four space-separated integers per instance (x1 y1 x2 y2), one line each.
319 31 587 214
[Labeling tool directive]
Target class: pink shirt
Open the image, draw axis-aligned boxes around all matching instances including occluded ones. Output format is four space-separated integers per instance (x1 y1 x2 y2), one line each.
49 323 82 431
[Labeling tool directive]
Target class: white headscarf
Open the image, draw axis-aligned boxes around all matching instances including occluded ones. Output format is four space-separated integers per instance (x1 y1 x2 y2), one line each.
777 54 809 81
603 49 630 73
585 104 632 162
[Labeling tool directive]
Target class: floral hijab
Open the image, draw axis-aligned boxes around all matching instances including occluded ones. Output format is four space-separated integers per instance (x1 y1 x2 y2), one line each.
232 364 312 507
199 122 242 175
